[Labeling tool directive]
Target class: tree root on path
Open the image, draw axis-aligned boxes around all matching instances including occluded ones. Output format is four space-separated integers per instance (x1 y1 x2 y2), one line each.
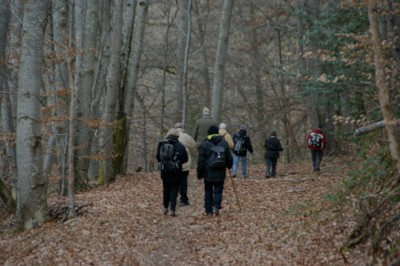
48 202 93 223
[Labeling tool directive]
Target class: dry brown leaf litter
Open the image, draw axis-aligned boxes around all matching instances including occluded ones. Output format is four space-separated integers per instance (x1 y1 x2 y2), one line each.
0 157 369 265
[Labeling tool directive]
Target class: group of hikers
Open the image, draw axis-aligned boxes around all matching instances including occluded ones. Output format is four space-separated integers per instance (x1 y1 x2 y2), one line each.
156 107 326 217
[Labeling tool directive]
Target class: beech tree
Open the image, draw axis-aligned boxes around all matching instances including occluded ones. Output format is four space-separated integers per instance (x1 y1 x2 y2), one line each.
100 1 124 184
368 0 400 175
16 0 50 229
211 0 234 123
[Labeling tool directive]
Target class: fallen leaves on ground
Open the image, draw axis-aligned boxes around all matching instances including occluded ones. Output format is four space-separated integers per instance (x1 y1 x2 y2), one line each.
0 157 369 265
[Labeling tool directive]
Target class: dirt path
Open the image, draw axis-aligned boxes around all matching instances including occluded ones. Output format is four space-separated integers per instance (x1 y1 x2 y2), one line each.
0 158 368 265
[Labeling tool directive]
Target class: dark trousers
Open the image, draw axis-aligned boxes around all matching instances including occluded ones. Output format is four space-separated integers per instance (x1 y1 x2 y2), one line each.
162 181 180 211
311 150 323 171
204 180 224 214
179 171 189 203
265 157 278 177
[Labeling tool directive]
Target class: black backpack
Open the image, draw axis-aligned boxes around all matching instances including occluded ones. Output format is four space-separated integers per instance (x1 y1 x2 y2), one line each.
233 136 246 153
159 140 180 172
207 141 226 169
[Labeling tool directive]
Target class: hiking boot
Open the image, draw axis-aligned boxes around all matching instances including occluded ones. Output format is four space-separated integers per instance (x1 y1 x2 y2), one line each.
265 175 270 179
212 207 220 216
163 208 168 215
169 211 176 217
205 213 212 217
180 201 190 206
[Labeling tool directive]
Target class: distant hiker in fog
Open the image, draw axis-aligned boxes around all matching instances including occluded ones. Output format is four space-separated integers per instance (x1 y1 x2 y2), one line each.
264 130 283 178
306 125 326 172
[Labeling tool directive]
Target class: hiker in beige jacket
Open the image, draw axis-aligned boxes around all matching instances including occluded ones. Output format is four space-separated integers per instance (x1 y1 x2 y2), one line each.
219 123 234 150
174 122 196 205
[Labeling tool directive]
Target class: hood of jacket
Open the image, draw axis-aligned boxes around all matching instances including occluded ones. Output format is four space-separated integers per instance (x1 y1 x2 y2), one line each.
207 134 223 144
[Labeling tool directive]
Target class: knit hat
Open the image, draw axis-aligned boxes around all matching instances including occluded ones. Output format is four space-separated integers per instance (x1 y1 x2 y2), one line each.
207 125 219 135
166 128 180 137
203 107 210 116
219 123 227 130
174 122 183 129
239 124 247 131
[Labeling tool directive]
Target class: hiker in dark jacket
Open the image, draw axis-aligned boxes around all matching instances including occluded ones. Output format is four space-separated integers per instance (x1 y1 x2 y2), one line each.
193 107 217 146
232 125 253 178
264 130 283 178
197 125 233 216
156 128 188 216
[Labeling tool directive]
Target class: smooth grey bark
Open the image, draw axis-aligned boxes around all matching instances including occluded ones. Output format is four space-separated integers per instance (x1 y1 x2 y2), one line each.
368 0 400 175
100 1 123 184
45 0 70 195
75 1 99 185
192 0 212 107
121 0 149 172
120 0 136 91
174 0 192 123
159 0 172 137
6 0 23 120
16 0 50 230
211 0 234 123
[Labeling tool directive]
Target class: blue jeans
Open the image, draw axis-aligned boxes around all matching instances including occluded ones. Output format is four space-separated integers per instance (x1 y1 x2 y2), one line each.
204 180 224 214
232 153 247 177
265 157 277 177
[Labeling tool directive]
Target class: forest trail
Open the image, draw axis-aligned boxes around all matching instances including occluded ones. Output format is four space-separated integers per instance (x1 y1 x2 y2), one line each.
0 157 368 265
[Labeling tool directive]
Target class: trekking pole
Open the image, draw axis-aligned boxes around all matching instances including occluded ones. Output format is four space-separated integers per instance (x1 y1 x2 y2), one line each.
247 153 252 179
228 169 242 212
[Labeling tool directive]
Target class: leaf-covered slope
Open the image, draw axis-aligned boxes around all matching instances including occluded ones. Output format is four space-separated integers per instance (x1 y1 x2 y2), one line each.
0 158 368 265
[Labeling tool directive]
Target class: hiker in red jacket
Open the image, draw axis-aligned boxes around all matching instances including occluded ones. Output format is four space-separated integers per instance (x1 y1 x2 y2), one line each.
306 125 326 172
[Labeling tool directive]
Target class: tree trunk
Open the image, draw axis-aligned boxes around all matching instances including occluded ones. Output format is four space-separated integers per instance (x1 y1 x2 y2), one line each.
100 1 123 184
16 0 50 230
120 0 149 173
211 0 234 123
51 0 70 195
74 1 100 186
1 0 17 182
192 0 212 107
174 0 192 123
368 0 400 175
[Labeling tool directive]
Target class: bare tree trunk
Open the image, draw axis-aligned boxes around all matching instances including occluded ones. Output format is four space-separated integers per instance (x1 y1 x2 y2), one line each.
1 0 17 182
6 0 23 121
368 0 400 175
174 0 192 123
100 1 123 184
0 0 15 210
75 1 99 186
120 0 149 173
51 0 70 195
16 0 50 230
160 0 173 137
211 0 234 123
192 0 212 107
